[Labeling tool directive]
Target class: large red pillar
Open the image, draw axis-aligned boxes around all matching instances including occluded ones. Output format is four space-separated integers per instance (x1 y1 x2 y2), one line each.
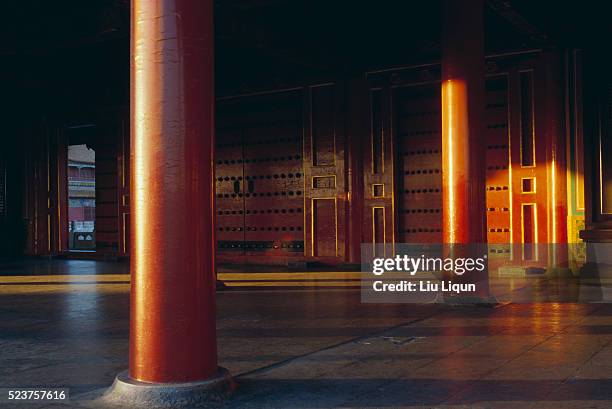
441 0 486 245
441 0 489 295
130 0 217 382
542 50 569 271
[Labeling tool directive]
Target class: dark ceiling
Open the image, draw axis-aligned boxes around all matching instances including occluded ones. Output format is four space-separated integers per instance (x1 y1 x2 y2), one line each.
2 0 610 109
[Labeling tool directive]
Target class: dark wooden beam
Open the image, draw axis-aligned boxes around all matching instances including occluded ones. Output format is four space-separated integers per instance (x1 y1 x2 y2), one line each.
486 0 549 46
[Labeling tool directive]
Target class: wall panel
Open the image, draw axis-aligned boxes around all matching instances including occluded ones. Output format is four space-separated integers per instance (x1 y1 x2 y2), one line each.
366 52 565 273
394 82 442 243
303 83 347 262
93 120 120 254
216 90 305 264
362 81 395 254
312 198 336 257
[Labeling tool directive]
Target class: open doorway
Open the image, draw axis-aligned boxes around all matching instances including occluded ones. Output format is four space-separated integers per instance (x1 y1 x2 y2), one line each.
67 143 96 251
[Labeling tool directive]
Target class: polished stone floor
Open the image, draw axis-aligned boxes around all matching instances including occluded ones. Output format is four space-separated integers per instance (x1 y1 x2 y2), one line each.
2 260 612 408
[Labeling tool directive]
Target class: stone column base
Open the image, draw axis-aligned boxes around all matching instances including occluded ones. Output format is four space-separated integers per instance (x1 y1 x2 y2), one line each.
101 368 234 409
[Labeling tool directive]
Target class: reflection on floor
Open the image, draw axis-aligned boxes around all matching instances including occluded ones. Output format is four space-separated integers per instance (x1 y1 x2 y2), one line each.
2 260 612 302
0 260 365 288
2 260 612 408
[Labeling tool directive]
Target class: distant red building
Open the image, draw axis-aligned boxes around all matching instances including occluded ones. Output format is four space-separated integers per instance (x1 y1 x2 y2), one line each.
67 144 95 249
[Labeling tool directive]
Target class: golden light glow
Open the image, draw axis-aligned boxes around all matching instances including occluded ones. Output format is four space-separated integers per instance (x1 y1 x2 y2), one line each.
441 79 468 243
551 154 557 266
443 80 454 241
507 79 514 254
131 17 152 321
0 274 129 283
552 156 557 242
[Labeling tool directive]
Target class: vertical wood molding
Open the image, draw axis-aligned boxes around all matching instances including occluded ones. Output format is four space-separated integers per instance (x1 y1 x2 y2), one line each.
363 79 395 251
303 82 347 261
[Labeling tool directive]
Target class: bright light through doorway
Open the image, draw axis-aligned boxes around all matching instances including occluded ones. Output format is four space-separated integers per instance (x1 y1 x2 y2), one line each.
68 144 96 251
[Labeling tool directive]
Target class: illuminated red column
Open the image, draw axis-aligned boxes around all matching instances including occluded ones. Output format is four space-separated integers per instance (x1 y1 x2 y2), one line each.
441 0 486 245
130 0 217 382
441 0 489 295
542 50 569 270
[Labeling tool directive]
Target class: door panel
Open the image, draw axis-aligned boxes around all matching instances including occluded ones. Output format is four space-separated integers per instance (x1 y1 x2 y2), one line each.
216 90 304 264
215 128 245 260
243 122 304 257
303 83 348 261
242 91 304 259
395 83 443 243
485 76 511 247
376 52 558 272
